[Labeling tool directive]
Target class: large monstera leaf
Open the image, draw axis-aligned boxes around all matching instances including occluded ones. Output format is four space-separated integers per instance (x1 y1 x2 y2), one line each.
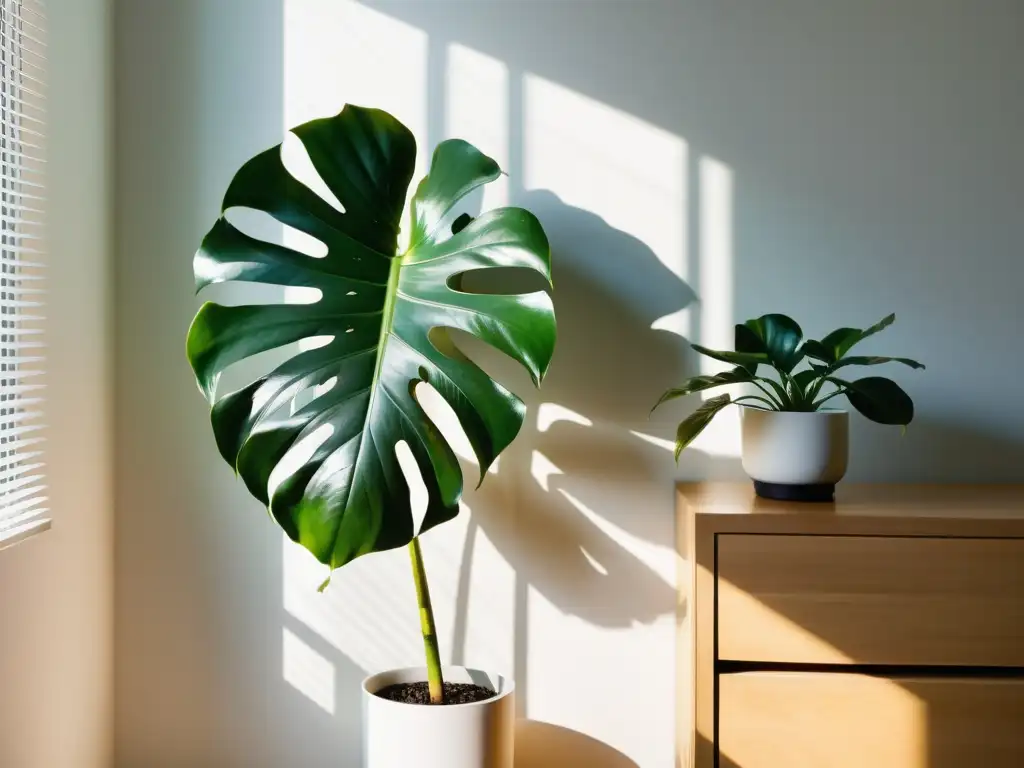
187 105 555 572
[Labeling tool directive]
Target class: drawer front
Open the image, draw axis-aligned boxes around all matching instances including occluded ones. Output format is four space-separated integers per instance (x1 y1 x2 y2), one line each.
717 534 1024 665
720 672 1024 768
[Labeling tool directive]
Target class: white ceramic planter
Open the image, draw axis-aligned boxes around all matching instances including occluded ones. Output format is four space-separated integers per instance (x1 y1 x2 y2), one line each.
362 666 515 768
740 407 849 501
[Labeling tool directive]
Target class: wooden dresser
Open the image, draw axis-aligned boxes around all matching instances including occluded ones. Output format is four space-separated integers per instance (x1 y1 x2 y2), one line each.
676 483 1024 768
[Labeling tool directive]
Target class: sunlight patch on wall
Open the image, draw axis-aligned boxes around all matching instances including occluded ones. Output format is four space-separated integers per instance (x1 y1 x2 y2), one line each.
560 488 675 588
281 507 511 677
284 0 428 139
284 534 417 674
282 0 430 308
627 429 675 454
536 402 593 433
522 73 689 337
529 449 561 493
698 156 734 362
446 43 509 210
284 0 430 194
282 627 336 714
690 155 741 457
456 519 517 674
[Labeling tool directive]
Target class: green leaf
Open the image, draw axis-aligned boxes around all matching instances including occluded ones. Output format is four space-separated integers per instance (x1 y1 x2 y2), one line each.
755 376 792 410
833 356 925 371
792 368 820 393
186 105 556 571
409 140 501 248
741 314 804 373
690 344 768 374
852 313 897 352
788 368 823 408
651 367 753 412
734 323 766 354
813 313 896 363
673 393 733 461
801 339 833 363
843 376 914 426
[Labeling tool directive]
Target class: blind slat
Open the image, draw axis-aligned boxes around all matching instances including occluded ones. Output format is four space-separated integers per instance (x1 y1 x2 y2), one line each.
0 92 47 118
0 460 43 483
0 146 48 159
0 79 44 102
0 22 44 46
2 472 43 494
0 507 49 536
0 423 45 439
0 384 45 395
0 253 48 264
0 483 47 508
0 369 45 382
0 66 44 90
1 0 48 535
0 40 46 64
0 497 48 526
0 407 43 425
1 201 46 212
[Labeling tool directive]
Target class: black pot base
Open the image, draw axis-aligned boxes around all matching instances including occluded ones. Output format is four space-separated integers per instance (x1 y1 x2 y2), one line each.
754 481 836 503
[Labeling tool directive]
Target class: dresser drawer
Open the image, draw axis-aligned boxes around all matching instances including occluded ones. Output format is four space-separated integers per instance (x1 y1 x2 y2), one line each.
717 534 1024 666
719 672 1024 768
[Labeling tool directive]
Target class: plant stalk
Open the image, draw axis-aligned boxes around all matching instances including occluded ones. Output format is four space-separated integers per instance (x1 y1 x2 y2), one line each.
408 536 444 704
812 387 847 410
751 379 785 409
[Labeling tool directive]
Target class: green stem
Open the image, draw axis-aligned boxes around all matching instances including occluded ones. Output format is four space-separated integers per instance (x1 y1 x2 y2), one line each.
733 394 775 410
408 537 444 704
806 364 836 403
756 376 790 409
812 387 847 410
780 369 801 405
751 380 784 409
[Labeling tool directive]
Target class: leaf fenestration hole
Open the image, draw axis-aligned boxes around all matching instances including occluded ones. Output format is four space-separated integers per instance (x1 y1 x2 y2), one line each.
311 376 338 400
225 206 328 260
285 287 323 305
299 335 334 352
415 380 477 467
281 132 346 215
395 440 428 535
268 423 335 499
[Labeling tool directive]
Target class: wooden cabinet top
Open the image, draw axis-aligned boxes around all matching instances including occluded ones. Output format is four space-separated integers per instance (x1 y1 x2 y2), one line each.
676 482 1024 538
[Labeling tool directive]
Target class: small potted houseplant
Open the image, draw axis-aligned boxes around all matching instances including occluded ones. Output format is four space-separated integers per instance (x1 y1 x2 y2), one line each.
186 105 556 767
653 314 923 501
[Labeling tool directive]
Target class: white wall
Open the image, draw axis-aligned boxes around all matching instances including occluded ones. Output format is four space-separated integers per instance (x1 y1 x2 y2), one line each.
114 1 1024 767
0 1 114 766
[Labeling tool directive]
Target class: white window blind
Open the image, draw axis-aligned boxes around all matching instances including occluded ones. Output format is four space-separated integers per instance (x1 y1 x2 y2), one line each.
0 0 46 549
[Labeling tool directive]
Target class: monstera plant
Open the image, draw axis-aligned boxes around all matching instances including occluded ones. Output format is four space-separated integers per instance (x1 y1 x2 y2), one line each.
187 106 554 759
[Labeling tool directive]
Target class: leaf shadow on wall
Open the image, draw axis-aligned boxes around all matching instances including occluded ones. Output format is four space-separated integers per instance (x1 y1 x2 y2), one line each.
451 191 740 705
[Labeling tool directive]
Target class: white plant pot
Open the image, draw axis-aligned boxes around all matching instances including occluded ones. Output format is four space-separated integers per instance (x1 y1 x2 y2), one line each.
740 407 849 502
362 666 515 768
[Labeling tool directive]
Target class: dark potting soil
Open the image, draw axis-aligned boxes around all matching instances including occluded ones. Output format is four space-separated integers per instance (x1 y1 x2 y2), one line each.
374 681 496 706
